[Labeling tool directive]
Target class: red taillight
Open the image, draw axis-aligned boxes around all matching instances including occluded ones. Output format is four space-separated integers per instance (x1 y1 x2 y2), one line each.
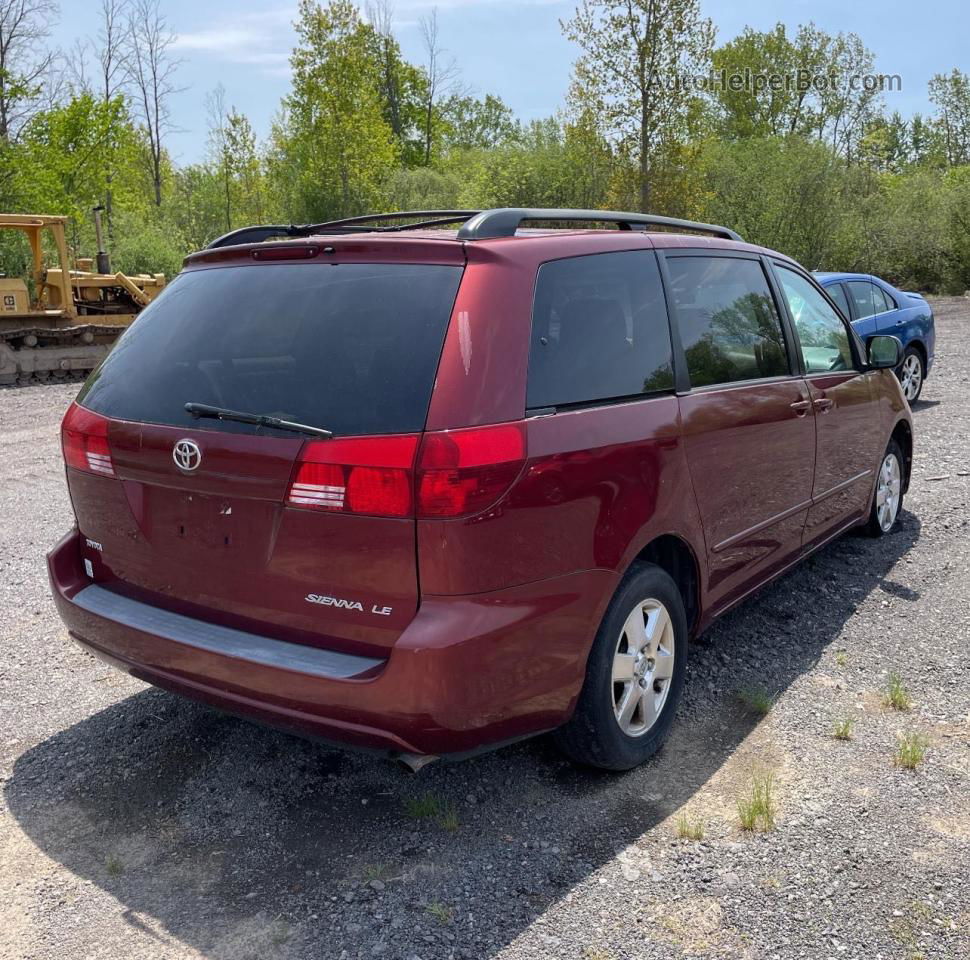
287 434 418 518
417 422 526 518
61 403 115 477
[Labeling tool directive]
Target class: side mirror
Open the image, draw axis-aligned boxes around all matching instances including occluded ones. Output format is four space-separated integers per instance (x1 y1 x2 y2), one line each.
867 335 902 369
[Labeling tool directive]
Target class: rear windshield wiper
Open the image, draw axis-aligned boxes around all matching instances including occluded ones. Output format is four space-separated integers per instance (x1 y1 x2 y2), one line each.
184 402 333 439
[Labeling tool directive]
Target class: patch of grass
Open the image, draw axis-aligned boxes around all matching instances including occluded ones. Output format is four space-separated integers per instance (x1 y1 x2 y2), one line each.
362 863 393 882
832 717 855 741
737 770 777 833
406 792 443 819
675 810 705 841
583 949 612 960
405 792 459 831
426 901 454 924
736 686 775 716
269 921 291 946
438 803 460 832
894 731 929 770
835 650 848 667
883 672 912 711
105 855 123 877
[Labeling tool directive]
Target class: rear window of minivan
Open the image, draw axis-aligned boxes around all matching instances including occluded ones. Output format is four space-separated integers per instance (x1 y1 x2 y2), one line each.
77 262 463 437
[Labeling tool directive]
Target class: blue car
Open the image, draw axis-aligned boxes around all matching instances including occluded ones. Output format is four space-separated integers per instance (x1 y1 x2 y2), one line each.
814 272 935 402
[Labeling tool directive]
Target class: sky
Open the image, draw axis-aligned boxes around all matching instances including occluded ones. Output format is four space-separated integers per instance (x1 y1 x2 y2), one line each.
52 0 967 166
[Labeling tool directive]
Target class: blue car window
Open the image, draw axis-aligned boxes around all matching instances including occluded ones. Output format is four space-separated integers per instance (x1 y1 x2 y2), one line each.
827 282 851 317
871 285 893 314
847 281 877 320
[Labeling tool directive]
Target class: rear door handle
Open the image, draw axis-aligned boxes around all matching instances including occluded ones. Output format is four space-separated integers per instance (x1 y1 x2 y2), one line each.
814 397 834 412
789 399 811 417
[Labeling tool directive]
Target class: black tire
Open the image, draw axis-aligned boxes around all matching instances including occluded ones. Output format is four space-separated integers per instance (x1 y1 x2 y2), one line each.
896 346 925 403
864 438 904 537
554 562 688 771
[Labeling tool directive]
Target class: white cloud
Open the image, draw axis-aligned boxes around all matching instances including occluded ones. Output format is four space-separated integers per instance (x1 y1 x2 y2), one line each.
172 9 297 72
171 0 565 72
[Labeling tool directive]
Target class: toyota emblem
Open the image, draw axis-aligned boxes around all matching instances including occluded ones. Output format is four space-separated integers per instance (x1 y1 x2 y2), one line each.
173 439 202 472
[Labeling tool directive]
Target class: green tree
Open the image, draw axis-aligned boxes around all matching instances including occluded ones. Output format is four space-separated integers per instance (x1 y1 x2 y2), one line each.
695 135 850 269
366 0 427 166
269 0 397 221
561 0 715 213
207 86 266 232
929 68 970 166
14 94 145 243
0 0 58 142
711 23 826 138
711 22 881 160
440 93 519 151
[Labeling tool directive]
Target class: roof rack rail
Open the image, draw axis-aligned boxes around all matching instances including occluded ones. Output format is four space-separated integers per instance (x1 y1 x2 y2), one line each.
206 210 481 249
456 208 742 242
205 207 742 249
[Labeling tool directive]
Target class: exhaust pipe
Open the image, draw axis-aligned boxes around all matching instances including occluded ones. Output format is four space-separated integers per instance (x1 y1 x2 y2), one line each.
92 206 111 274
395 752 439 773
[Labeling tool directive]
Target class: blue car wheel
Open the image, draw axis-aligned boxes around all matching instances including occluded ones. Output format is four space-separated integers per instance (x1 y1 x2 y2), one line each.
898 347 924 402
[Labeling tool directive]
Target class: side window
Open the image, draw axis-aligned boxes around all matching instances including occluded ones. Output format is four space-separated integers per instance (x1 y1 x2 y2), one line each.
665 256 789 388
777 267 854 374
847 280 876 320
827 282 851 318
871 285 894 313
527 251 674 409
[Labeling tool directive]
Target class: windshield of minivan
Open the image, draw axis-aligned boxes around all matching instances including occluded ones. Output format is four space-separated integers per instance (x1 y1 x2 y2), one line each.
77 262 463 437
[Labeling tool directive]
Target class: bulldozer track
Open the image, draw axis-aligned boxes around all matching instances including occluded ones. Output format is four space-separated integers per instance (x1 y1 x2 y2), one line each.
0 323 129 343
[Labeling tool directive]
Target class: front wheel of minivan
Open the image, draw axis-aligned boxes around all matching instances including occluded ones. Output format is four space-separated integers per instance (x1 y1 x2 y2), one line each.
554 563 688 771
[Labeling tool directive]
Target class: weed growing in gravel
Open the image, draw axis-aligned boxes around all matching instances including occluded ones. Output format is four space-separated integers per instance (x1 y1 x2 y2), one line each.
835 650 848 667
426 901 454 924
438 803 460 832
737 771 776 832
832 717 855 741
363 863 393 882
883 672 912 711
406 792 443 819
405 793 459 831
737 687 775 716
269 921 291 946
675 810 705 840
105 855 123 876
894 731 929 770
583 949 612 960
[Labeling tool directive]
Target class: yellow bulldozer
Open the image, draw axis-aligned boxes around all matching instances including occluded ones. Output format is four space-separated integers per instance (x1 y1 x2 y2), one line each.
0 210 166 385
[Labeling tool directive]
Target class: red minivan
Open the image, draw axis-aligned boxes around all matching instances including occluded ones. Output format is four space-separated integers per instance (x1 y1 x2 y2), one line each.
48 208 913 770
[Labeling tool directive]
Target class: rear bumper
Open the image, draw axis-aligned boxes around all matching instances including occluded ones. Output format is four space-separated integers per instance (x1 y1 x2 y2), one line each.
48 529 614 757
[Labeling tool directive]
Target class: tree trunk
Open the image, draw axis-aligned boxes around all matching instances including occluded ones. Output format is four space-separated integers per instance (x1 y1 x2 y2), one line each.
424 100 433 165
640 108 651 213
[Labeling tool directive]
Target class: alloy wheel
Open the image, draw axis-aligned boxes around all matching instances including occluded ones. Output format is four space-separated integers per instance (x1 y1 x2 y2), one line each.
899 353 923 402
611 598 676 737
876 452 902 532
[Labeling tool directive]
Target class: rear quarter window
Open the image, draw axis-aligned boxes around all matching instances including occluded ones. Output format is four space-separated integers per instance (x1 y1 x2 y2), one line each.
527 250 674 409
78 262 463 437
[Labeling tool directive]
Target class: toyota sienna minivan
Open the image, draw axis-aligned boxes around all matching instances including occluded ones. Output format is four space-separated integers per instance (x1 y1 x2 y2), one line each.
48 208 913 771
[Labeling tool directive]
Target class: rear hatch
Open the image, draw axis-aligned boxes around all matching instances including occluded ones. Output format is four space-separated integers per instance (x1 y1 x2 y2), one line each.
63 247 464 657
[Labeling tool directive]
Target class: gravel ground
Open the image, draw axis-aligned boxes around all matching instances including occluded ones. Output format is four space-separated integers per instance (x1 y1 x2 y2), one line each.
1 301 968 960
